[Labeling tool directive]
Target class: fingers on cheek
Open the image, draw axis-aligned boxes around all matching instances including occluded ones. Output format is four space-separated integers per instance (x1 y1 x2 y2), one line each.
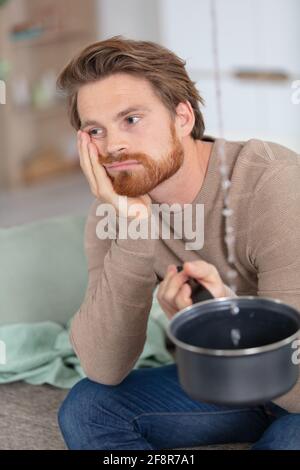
87 143 93 162
89 143 98 163
77 139 84 169
77 138 81 158
79 138 91 174
88 176 98 197
84 145 98 192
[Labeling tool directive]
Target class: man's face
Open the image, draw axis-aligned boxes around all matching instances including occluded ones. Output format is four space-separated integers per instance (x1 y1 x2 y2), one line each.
77 73 184 197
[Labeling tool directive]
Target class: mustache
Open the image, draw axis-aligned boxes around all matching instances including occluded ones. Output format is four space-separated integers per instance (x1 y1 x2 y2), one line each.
97 153 148 165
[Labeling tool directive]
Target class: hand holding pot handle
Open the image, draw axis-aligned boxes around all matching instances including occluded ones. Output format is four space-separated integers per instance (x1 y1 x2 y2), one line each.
176 265 214 304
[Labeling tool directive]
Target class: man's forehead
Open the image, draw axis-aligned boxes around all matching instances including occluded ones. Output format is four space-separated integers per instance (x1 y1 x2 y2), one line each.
77 76 160 125
78 74 153 101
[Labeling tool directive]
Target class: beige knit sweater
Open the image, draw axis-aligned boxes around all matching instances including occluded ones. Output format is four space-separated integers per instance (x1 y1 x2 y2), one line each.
70 136 300 413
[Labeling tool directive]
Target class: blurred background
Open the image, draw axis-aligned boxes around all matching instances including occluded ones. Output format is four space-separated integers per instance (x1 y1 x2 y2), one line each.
0 0 299 227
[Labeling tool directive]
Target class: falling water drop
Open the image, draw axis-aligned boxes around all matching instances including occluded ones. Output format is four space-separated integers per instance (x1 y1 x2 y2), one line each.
230 303 240 315
231 328 241 347
211 0 239 293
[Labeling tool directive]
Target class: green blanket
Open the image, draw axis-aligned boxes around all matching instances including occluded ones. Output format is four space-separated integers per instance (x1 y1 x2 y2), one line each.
0 288 175 388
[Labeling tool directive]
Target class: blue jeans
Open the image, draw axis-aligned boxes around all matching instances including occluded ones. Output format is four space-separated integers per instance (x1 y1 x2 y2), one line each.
58 364 300 450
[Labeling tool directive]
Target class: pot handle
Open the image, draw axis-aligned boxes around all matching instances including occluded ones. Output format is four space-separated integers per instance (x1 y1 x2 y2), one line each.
176 265 214 304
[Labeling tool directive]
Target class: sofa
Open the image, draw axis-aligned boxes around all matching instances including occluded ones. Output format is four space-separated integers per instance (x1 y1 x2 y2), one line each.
0 215 249 450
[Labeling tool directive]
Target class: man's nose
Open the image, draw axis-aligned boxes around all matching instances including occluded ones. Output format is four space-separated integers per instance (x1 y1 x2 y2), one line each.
105 133 128 158
107 148 127 160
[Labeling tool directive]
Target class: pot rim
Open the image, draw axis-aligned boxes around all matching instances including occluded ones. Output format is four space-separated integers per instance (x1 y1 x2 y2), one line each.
166 295 300 357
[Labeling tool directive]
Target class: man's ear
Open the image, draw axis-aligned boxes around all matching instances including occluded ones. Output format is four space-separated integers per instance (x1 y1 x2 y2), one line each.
175 101 195 138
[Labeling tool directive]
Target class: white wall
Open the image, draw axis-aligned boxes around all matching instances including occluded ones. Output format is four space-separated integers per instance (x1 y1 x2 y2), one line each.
159 0 300 151
96 0 161 42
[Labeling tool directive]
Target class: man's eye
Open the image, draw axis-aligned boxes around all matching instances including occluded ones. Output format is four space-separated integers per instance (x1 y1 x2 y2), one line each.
89 128 103 137
126 116 140 125
87 116 140 137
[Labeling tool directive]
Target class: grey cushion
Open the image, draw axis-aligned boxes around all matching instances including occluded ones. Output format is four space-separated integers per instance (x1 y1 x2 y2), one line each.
0 382 68 450
0 382 250 450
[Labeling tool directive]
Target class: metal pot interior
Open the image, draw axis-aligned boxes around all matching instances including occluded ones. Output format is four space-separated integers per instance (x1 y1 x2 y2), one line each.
171 298 300 352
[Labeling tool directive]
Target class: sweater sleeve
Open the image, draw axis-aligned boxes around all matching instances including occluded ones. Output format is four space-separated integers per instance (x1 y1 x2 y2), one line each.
70 198 158 385
247 161 300 311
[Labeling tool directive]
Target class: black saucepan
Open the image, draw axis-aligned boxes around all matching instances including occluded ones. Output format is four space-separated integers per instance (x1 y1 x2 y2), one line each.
165 265 300 406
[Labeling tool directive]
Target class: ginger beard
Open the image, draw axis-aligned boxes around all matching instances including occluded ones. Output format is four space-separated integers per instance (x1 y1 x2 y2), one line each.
97 122 184 197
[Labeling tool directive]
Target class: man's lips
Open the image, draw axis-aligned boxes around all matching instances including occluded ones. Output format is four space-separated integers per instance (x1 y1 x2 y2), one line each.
105 160 141 170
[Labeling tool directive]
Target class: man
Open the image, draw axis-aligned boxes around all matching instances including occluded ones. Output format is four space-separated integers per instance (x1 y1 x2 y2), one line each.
57 36 300 450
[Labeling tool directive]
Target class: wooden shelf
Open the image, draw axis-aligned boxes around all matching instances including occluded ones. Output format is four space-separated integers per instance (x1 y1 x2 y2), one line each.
11 29 92 49
22 157 81 186
0 0 98 189
12 100 66 118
